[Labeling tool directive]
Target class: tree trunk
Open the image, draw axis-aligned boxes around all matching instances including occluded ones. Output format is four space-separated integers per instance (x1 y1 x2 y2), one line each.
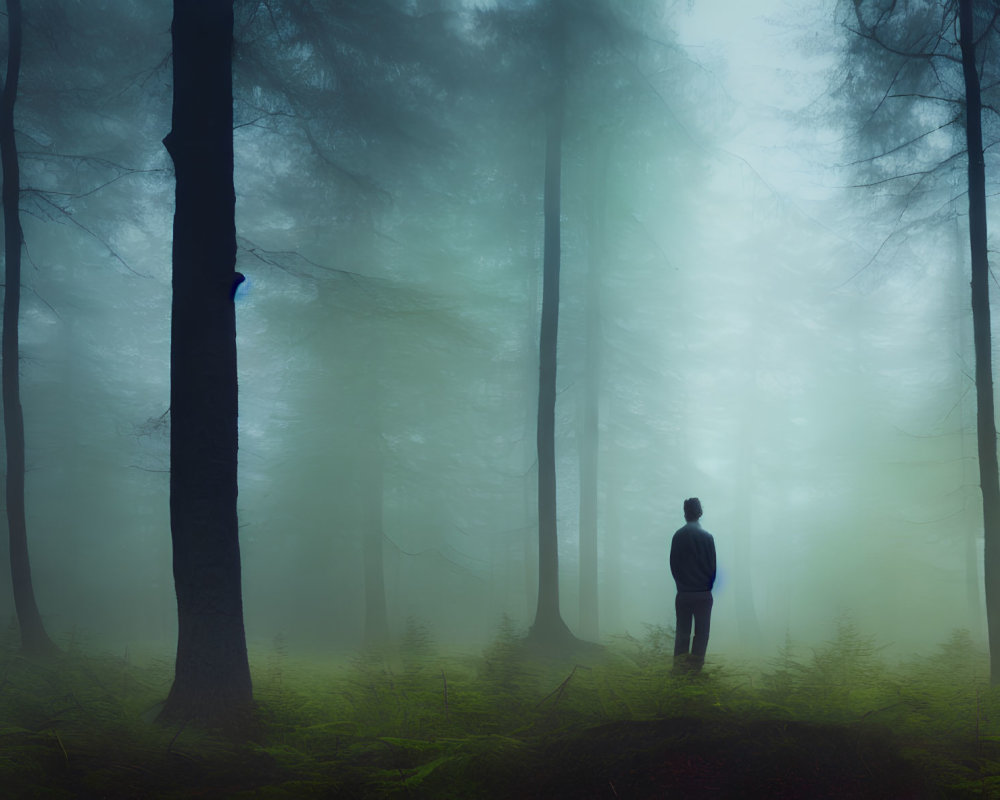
953 209 984 637
158 0 253 727
959 0 1000 684
362 436 389 646
1 0 57 659
601 424 623 635
735 331 763 650
578 139 609 643
354 229 390 648
529 28 574 646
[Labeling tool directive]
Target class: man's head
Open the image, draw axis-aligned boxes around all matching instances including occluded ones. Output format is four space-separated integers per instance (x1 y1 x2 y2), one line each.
683 497 703 522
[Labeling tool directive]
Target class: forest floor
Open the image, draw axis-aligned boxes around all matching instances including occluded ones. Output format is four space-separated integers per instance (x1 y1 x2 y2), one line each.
0 619 996 799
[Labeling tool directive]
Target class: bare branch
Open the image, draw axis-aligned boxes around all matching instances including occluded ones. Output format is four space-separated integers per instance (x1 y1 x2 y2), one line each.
887 91 960 104
23 168 167 202
27 193 148 278
846 22 960 65
237 236 368 283
841 113 962 169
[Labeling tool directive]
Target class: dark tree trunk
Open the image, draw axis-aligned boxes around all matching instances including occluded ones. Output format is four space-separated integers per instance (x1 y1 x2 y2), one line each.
157 0 253 727
1 0 57 659
529 13 574 646
959 0 1000 685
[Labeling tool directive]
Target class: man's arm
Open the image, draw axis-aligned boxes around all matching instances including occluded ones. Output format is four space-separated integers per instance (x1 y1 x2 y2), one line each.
707 535 717 589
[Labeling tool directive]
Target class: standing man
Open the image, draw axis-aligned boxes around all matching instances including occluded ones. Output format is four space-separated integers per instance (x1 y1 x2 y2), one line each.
670 497 716 673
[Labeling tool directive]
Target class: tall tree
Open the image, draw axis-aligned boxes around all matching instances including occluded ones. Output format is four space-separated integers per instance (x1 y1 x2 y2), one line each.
577 140 608 642
841 0 1000 681
474 0 689 644
529 0 576 647
158 0 253 726
359 327 389 646
235 0 472 646
958 0 1000 684
1 0 57 659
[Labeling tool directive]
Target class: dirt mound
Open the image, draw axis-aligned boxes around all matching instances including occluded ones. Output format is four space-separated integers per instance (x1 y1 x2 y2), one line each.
502 716 937 799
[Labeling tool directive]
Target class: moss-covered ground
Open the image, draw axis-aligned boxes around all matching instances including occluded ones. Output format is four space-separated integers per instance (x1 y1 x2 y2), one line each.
0 618 997 798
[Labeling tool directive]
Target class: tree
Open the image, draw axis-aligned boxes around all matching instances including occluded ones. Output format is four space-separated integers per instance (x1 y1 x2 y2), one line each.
235 0 475 646
358 325 390 647
474 0 692 646
958 0 1000 684
527 0 577 647
1 0 57 659
841 0 1000 681
566 0 684 642
157 0 253 727
577 138 608 642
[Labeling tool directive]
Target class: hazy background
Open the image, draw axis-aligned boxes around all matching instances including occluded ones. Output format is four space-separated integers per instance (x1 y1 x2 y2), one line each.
0 0 987 662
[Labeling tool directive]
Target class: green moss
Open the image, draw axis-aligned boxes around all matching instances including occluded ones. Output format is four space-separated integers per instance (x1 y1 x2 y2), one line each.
0 623 994 797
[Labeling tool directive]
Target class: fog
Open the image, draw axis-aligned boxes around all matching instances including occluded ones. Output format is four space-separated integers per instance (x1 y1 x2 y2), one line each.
1 0 990 665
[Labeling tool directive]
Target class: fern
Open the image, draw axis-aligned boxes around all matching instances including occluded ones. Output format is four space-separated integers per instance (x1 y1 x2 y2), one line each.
0 624 995 796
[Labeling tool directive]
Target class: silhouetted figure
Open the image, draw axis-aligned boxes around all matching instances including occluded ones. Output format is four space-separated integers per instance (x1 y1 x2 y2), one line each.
670 497 716 673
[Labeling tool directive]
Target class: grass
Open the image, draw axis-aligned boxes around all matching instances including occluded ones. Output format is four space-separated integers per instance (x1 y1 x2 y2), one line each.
0 617 996 798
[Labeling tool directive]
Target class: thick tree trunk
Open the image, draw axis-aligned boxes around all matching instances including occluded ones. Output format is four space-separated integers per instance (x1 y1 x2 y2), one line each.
158 0 253 727
959 0 1000 684
1 0 56 659
529 54 574 646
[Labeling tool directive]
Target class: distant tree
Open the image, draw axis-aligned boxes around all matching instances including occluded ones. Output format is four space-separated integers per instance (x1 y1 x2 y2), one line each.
157 0 253 727
840 0 1000 681
359 329 389 647
361 457 390 645
233 0 460 224
958 0 1000 682
577 137 608 642
531 0 576 647
235 0 474 645
477 0 687 646
471 0 587 648
567 0 682 642
0 0 57 659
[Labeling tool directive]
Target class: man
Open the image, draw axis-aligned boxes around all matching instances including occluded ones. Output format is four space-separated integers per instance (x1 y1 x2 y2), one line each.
670 497 716 673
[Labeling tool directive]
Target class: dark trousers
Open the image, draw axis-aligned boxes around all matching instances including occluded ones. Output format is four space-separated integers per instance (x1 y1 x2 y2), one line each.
674 591 713 670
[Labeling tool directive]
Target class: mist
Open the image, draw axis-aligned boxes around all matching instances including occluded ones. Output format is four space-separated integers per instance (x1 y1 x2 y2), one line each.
1 0 990 672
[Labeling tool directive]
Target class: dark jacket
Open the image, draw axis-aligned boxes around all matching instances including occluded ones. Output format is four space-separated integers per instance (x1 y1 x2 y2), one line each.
670 521 716 593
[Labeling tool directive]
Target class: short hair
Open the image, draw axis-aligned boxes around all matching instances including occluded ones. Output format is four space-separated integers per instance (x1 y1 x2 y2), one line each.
683 497 703 521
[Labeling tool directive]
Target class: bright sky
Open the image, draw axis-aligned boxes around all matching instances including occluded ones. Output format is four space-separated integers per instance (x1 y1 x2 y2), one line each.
673 0 840 207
